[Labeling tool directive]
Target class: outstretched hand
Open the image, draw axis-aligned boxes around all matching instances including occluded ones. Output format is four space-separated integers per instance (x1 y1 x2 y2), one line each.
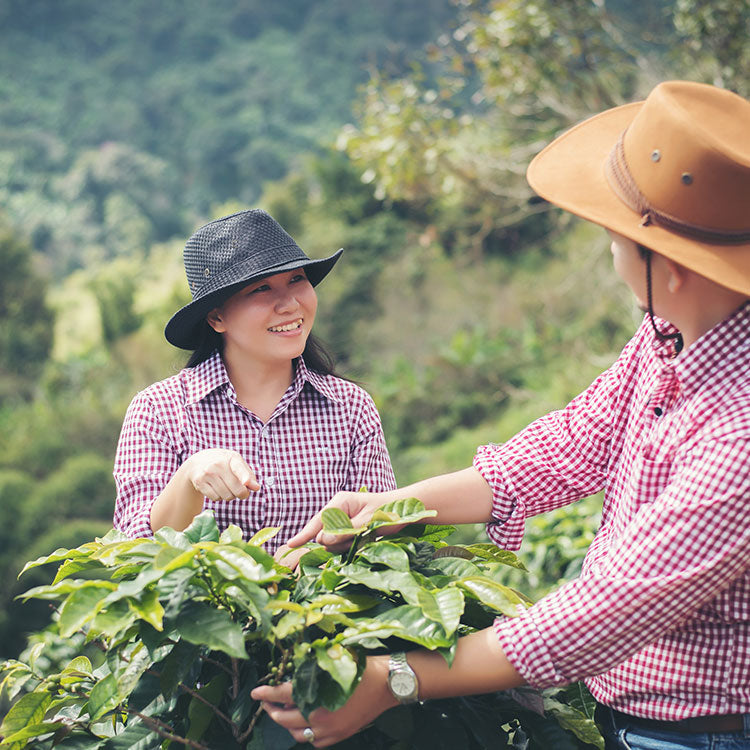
286 489 399 552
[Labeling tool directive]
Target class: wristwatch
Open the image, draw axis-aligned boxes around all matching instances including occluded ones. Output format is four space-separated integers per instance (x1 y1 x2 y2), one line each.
387 652 419 704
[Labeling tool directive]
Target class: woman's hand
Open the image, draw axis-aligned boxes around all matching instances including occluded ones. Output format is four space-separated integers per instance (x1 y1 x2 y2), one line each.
182 448 260 502
251 655 395 747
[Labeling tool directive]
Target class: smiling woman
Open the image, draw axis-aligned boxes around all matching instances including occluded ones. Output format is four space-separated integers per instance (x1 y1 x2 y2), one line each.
112 210 396 555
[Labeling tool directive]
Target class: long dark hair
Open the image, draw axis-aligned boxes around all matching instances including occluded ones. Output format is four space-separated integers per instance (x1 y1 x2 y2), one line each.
185 322 340 376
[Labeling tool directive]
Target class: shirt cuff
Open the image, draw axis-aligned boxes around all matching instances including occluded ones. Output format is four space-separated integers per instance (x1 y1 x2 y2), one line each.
494 614 565 689
473 444 526 550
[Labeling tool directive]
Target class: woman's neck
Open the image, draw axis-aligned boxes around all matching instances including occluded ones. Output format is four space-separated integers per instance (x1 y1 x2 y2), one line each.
223 352 295 423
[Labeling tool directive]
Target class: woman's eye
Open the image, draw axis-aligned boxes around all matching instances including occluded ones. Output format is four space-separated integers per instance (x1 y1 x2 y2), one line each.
250 284 269 294
291 274 306 283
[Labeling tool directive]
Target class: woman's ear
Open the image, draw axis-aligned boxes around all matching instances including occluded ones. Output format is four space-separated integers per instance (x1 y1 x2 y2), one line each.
206 308 225 333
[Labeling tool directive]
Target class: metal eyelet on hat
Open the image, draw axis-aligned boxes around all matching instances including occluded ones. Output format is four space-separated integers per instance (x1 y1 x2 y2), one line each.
681 172 693 185
650 149 661 162
204 268 211 277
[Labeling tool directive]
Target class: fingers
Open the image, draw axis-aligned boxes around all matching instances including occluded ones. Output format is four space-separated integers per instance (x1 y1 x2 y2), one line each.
274 545 308 571
228 453 261 492
188 449 260 502
287 513 324 548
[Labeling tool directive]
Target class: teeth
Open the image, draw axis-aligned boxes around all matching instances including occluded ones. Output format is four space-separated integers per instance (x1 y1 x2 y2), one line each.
269 319 302 332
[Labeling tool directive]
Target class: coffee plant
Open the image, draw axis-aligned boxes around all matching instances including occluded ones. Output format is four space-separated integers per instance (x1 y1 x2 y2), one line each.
0 500 603 749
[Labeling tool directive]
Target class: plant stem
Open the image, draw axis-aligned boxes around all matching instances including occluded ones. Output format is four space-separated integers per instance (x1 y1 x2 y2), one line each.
129 710 212 749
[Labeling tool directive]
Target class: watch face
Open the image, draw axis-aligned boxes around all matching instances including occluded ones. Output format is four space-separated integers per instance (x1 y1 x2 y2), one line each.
391 671 416 697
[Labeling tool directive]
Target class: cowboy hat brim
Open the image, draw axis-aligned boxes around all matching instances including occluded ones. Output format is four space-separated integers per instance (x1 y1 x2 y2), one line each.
527 101 750 296
164 249 343 350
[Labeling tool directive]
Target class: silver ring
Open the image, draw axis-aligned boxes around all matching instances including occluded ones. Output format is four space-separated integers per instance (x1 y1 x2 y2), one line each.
302 726 315 743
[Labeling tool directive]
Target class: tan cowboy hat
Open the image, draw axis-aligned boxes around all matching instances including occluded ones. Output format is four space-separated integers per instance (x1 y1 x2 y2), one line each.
527 81 750 296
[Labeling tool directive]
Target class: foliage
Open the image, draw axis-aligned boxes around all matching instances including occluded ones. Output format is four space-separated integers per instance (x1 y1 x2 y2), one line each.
336 0 646 260
0 0 457 275
1 505 603 749
671 0 750 97
0 221 54 402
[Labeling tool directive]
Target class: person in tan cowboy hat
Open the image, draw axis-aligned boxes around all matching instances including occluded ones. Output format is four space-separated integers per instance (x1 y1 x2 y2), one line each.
252 81 750 749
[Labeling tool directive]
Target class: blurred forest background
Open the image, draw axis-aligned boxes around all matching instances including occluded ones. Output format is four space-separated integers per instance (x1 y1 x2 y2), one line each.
1 0 748 660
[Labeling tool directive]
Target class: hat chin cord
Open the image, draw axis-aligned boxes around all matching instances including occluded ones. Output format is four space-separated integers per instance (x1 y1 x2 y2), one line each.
644 249 684 355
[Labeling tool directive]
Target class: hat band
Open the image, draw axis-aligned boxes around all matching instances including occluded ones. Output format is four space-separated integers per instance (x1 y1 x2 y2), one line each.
605 131 750 243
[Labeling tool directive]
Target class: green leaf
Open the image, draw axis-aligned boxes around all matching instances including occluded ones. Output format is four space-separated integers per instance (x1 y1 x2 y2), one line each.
87 672 120 721
182 511 220 543
292 656 320 718
0 691 52 736
417 587 465 636
432 545 475 560
127 587 165 631
52 557 106 584
101 720 162 749
356 541 410 571
465 543 528 570
58 583 117 637
90 599 137 639
370 498 437 529
457 577 525 617
427 557 483 578
222 580 272 633
373 606 453 649
1 720 65 744
18 545 96 577
154 526 193 550
206 546 276 583
175 601 247 658
186 672 229 741
313 643 358 694
321 507 359 534
59 656 94 687
338 565 421 604
116 643 153 697
543 697 605 749
247 526 281 546
218 524 243 544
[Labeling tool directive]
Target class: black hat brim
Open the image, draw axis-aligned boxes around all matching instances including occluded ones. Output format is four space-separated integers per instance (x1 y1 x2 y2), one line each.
164 248 343 350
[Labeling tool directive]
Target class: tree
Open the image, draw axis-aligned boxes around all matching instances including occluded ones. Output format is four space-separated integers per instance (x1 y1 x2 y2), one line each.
0 221 54 402
337 0 645 260
671 0 750 97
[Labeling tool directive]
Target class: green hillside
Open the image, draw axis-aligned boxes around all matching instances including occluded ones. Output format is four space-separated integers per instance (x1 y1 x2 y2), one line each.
0 0 747 662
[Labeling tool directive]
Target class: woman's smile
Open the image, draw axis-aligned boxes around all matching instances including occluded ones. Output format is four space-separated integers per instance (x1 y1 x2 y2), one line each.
268 318 304 333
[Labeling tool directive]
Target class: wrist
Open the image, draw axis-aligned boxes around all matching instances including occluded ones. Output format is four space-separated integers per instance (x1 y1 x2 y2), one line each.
369 655 399 712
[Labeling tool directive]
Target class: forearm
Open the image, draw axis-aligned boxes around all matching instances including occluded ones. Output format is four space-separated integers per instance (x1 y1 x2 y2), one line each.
377 467 495 525
407 627 524 699
149 462 205 532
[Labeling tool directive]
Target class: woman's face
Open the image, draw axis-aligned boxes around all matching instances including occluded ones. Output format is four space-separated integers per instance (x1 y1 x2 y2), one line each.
208 269 318 366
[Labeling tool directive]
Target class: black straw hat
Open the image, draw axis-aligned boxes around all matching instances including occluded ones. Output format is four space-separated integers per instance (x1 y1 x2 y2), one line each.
165 209 343 349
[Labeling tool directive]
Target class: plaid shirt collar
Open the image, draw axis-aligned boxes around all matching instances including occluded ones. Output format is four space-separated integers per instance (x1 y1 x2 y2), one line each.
184 350 344 408
651 300 750 399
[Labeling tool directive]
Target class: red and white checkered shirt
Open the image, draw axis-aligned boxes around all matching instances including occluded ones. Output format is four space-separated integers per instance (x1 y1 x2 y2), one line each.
114 353 396 552
475 302 750 720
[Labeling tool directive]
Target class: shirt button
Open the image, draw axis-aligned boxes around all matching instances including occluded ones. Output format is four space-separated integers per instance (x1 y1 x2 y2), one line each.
265 475 276 488
653 407 663 417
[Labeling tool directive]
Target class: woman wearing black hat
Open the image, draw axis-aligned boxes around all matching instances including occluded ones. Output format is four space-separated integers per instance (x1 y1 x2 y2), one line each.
113 209 396 557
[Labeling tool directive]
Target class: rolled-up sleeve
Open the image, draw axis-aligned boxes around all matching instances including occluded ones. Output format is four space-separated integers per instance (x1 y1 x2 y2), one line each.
113 392 181 538
474 355 628 549
494 431 750 689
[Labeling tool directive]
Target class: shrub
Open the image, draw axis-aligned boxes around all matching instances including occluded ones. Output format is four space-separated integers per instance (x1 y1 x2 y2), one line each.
0 504 603 749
